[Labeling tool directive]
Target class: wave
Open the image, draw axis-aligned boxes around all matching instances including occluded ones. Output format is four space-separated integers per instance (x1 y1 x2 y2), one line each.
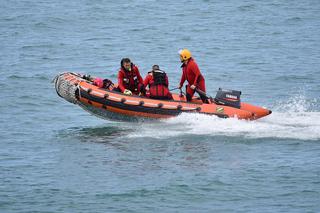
7 74 50 80
128 95 320 141
59 125 128 143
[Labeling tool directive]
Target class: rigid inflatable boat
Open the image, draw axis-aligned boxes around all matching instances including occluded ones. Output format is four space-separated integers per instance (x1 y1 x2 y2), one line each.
54 72 271 121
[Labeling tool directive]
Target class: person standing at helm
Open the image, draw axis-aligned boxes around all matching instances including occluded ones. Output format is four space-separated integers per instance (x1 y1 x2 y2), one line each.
118 58 143 95
178 49 208 103
143 65 173 100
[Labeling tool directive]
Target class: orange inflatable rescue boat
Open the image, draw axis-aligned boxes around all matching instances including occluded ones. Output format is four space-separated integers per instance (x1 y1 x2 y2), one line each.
54 72 271 121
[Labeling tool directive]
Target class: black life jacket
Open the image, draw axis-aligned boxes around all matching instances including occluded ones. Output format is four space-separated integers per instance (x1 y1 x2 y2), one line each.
150 70 167 86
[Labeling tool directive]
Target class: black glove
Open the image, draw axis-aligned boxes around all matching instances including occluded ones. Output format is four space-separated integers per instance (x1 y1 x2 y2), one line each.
140 85 146 95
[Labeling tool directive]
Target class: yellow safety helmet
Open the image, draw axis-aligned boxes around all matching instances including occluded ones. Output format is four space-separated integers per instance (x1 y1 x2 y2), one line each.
179 49 192 62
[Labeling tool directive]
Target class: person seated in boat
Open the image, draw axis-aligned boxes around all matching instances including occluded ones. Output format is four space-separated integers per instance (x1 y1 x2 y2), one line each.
143 65 173 100
117 58 144 96
178 49 209 103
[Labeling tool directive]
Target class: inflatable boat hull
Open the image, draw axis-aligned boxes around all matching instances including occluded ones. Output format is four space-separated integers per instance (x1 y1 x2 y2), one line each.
54 72 271 121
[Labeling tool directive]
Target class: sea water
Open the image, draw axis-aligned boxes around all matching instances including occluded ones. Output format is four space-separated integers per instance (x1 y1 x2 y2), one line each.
1 0 320 212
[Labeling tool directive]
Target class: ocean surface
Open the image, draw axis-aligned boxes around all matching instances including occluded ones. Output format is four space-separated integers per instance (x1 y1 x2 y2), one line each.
1 0 320 212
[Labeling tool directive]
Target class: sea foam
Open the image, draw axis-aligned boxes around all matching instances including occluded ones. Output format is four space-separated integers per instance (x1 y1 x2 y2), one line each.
128 95 320 141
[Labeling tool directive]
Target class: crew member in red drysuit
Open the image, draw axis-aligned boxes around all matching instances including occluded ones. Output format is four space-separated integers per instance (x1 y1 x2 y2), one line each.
143 65 173 100
118 58 143 95
178 49 208 103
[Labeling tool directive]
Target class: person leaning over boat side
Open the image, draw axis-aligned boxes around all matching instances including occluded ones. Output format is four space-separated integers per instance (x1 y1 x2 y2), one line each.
93 78 114 90
118 58 144 95
178 49 208 103
143 65 173 100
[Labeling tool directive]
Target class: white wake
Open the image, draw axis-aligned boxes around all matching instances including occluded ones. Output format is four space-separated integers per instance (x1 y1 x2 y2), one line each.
128 95 320 141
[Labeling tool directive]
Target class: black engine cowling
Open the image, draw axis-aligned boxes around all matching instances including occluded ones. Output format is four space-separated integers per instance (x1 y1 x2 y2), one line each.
214 88 241 108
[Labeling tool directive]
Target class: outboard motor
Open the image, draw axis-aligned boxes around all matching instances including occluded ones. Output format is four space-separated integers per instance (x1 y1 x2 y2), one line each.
214 88 241 108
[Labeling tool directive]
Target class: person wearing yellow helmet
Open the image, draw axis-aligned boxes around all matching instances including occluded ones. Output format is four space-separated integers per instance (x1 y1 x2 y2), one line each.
178 49 208 103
